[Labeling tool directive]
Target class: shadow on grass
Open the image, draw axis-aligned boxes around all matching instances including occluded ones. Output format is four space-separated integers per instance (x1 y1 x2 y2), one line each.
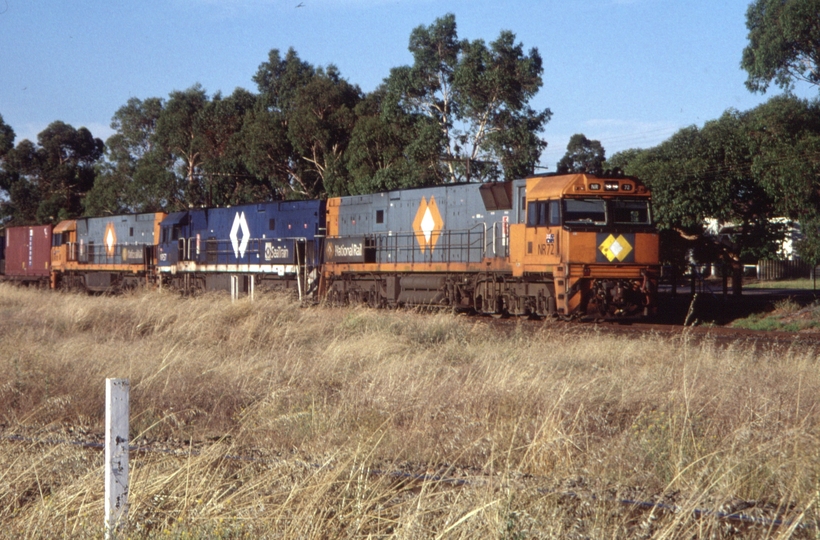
654 289 820 327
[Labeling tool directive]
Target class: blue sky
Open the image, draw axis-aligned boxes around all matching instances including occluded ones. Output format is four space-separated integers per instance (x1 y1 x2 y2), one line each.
0 0 812 170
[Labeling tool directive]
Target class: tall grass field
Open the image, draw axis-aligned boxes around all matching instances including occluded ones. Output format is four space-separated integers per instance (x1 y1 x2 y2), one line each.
1 283 819 538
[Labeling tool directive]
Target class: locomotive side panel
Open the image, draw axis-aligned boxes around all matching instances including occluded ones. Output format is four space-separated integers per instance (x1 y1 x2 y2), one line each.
327 173 658 319
158 201 326 296
77 213 161 266
323 181 526 310
50 213 164 291
328 181 520 268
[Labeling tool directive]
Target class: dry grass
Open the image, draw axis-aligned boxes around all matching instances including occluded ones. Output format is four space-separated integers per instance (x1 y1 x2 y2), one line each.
1 283 820 538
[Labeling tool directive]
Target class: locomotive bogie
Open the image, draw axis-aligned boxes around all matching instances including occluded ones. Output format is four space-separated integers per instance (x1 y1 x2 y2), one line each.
53 270 151 293
323 270 559 318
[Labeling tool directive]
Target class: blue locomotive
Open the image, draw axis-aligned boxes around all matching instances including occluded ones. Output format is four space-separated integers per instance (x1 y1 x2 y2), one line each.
157 200 326 298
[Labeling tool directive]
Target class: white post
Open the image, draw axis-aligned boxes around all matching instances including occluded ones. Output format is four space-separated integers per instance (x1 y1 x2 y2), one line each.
249 275 255 302
231 275 239 302
105 378 130 539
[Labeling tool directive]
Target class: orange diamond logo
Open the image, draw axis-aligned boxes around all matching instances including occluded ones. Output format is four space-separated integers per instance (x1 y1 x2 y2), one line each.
104 222 117 258
412 196 444 253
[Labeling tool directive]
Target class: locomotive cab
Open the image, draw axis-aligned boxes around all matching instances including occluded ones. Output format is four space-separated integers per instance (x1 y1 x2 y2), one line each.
510 173 659 319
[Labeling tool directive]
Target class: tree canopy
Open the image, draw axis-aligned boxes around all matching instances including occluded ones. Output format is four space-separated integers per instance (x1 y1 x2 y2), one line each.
556 134 605 174
382 14 551 184
741 0 820 93
610 96 820 292
246 49 362 199
84 97 177 215
0 121 104 224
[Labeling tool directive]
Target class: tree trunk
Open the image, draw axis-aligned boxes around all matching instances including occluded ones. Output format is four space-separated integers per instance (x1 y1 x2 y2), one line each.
732 262 743 296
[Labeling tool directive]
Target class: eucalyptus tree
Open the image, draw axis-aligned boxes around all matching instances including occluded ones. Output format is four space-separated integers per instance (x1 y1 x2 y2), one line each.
383 13 550 183
152 85 211 206
345 87 442 194
742 0 820 93
196 88 262 206
0 114 13 156
556 134 605 174
1 121 103 224
84 97 180 215
244 48 362 198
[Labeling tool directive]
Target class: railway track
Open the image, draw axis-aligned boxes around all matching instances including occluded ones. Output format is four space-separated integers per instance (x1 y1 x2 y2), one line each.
479 312 820 350
471 287 820 349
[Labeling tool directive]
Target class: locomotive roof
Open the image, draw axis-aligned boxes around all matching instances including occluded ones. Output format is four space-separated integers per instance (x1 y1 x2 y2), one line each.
525 173 649 199
53 220 76 234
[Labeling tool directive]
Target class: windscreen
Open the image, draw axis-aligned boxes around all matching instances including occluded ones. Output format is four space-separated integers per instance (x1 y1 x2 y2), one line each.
563 199 606 225
611 199 651 225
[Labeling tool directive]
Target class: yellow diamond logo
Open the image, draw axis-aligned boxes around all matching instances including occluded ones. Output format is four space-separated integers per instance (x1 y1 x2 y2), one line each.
599 234 633 262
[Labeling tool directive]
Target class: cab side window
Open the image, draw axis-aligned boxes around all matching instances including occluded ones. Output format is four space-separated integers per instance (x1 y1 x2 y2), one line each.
527 201 538 226
526 200 558 227
549 200 560 226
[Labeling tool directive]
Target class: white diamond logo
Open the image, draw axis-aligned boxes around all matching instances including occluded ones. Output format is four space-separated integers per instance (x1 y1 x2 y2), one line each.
610 239 623 258
229 212 251 258
106 229 115 251
420 207 435 243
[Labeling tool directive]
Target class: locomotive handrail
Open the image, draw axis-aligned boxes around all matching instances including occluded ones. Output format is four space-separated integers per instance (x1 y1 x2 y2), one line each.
185 236 314 268
358 224 489 265
64 241 151 265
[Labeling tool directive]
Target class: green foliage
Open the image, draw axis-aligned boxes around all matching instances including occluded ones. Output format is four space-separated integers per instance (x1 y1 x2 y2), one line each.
0 121 103 224
741 0 820 93
556 133 605 174
0 114 13 157
345 89 442 194
153 85 210 207
745 95 820 263
618 109 787 293
198 88 264 205
84 97 180 215
732 298 820 331
247 49 362 198
382 13 550 184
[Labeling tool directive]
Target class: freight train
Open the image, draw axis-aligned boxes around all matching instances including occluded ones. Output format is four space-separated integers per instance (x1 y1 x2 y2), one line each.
0 173 659 319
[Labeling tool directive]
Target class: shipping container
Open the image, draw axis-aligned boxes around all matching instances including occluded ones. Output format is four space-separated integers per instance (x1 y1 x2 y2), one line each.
4 224 52 283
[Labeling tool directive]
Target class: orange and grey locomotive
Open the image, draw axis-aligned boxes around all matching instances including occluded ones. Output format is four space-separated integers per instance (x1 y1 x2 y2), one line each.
322 173 659 319
50 213 165 291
